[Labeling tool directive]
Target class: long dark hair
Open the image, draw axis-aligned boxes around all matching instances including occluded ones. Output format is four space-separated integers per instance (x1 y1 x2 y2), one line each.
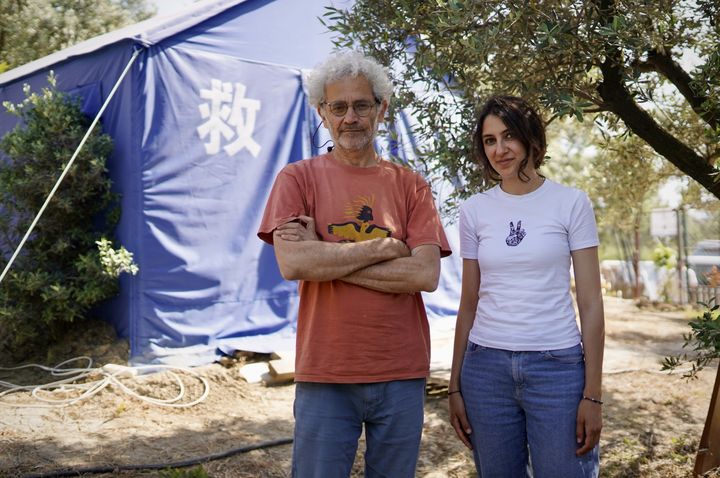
472 95 546 183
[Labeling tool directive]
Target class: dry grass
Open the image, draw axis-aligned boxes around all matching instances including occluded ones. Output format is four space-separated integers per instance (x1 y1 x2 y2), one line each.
0 297 718 477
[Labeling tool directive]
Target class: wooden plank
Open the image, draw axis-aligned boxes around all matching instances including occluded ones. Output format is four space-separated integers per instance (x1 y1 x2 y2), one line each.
238 362 270 384
268 357 295 382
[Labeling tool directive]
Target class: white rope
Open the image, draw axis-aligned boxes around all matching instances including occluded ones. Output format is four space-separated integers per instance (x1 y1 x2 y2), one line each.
0 356 210 408
0 47 142 286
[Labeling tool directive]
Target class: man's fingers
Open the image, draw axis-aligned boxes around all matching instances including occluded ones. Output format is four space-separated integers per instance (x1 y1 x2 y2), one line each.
276 222 301 231
275 217 319 243
277 216 315 231
277 232 300 241
296 215 315 226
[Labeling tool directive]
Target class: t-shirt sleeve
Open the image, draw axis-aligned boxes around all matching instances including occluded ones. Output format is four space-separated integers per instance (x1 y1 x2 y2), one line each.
568 190 599 251
459 201 479 259
257 168 307 245
405 176 452 257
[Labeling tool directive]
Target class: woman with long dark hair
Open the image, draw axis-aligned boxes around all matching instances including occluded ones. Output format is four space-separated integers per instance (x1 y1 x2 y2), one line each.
448 95 604 477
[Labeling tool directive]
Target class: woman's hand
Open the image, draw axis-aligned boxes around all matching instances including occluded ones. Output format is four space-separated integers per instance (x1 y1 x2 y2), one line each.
575 398 602 455
275 215 319 242
449 392 473 450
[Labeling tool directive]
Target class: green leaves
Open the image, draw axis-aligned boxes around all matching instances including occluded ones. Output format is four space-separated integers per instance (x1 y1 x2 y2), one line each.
598 15 627 38
543 91 594 122
325 0 720 203
0 74 135 360
652 242 676 270
662 300 720 379
0 0 154 71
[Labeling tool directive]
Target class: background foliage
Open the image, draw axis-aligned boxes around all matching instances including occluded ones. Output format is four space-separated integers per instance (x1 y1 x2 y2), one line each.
326 0 720 203
663 300 720 379
0 75 137 359
0 0 154 73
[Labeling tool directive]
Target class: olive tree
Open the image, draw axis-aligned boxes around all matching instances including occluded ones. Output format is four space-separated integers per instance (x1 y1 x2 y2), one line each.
0 0 154 73
326 0 720 201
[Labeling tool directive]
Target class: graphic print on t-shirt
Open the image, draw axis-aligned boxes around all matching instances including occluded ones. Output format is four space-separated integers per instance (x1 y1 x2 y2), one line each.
505 220 526 246
327 195 392 242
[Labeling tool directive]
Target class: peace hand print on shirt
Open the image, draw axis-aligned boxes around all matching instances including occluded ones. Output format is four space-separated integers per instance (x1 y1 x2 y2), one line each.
505 220 526 246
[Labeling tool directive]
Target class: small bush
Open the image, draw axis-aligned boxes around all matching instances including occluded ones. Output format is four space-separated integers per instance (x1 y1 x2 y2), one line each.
662 299 720 379
0 73 136 360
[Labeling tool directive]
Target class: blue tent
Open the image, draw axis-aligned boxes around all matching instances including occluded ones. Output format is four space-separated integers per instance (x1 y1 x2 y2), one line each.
0 0 460 365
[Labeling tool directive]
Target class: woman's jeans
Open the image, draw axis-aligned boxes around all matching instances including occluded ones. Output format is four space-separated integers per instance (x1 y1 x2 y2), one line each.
461 342 599 478
292 379 425 478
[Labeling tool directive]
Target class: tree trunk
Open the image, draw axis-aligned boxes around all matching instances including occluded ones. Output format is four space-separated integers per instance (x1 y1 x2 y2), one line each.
633 213 641 300
695 363 720 475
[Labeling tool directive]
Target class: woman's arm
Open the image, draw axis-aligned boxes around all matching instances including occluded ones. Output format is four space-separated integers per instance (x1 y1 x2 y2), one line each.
448 259 481 450
571 246 605 456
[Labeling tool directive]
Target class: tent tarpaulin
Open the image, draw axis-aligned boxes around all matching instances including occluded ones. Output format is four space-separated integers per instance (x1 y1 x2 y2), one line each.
0 0 460 365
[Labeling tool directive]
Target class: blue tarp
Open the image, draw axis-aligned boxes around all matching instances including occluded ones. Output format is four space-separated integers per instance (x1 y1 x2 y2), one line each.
0 0 460 365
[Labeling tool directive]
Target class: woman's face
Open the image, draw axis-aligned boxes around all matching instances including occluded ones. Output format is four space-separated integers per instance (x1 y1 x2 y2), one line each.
481 114 530 181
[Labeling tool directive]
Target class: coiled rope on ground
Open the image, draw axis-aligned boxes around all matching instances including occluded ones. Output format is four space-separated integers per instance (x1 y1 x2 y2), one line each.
0 356 209 408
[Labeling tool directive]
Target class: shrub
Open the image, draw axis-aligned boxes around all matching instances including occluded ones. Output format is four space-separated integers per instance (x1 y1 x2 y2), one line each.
662 299 720 379
0 73 136 360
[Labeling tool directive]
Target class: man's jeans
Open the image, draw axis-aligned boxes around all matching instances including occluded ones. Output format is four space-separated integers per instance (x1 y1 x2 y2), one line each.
461 342 599 478
291 379 425 478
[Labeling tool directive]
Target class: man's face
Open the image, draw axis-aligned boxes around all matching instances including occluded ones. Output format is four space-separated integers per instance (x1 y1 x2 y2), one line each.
318 75 387 154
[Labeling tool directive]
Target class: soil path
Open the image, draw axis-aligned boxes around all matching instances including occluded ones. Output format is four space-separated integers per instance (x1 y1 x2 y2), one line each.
0 297 716 477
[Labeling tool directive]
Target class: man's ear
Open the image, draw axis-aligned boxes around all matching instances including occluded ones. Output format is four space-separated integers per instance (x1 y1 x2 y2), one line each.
317 107 327 128
377 99 389 123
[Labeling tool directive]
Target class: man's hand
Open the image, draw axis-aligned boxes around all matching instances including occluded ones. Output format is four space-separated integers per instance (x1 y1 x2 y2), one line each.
272 218 410 282
275 215 319 242
275 215 409 260
339 243 437 293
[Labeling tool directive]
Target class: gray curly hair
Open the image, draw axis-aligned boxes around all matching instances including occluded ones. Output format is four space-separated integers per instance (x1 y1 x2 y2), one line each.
306 50 393 108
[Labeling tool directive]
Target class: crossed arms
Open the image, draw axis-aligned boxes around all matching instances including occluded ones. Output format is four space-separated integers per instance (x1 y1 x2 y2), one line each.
272 215 441 294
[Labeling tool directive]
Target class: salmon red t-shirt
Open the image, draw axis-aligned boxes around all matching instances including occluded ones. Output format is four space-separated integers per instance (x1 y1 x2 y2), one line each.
257 153 451 383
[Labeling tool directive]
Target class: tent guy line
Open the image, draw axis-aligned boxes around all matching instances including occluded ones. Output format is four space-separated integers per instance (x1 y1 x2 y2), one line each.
0 0 461 366
0 48 143 287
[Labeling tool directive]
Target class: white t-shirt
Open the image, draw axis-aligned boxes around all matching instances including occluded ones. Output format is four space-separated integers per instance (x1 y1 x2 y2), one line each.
459 179 599 351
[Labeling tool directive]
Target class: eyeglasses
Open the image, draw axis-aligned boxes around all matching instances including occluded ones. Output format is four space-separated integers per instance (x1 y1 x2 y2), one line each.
321 99 380 117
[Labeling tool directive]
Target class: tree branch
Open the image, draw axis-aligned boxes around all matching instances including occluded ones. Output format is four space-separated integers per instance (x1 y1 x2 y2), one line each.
645 49 718 129
593 0 720 199
598 57 720 199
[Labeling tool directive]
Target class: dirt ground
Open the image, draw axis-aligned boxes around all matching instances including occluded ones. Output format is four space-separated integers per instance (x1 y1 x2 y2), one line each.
0 296 718 478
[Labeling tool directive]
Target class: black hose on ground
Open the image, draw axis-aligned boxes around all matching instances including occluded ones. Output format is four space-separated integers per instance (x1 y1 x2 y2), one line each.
21 437 293 477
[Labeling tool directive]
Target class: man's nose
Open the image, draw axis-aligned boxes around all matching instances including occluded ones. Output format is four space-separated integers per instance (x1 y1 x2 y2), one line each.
343 106 360 121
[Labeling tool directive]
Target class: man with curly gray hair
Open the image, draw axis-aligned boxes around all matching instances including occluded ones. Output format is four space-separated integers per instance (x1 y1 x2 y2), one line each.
258 50 451 477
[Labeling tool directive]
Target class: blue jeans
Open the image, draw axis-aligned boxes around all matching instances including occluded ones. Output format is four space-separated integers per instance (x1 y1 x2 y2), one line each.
292 379 425 478
461 342 599 478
